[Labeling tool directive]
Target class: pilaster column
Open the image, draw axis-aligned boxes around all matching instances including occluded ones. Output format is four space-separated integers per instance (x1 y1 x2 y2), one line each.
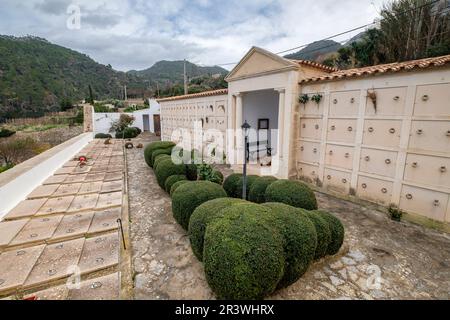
235 93 244 165
275 89 286 160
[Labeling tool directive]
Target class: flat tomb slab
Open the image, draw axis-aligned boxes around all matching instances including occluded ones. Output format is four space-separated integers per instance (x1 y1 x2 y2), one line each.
54 167 73 175
101 181 123 194
88 208 121 234
0 245 46 294
67 273 119 300
24 238 85 289
4 198 47 220
50 212 95 242
84 172 106 183
78 233 119 274
96 192 122 209
9 215 63 247
104 172 123 182
68 194 99 213
78 182 103 195
63 174 87 184
43 175 67 185
27 185 60 199
36 196 74 216
0 219 29 248
53 183 82 197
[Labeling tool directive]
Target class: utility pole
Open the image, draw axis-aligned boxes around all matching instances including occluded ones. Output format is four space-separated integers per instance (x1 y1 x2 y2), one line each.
184 59 188 95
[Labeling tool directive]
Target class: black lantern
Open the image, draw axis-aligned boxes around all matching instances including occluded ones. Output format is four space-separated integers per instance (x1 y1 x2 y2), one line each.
241 121 251 199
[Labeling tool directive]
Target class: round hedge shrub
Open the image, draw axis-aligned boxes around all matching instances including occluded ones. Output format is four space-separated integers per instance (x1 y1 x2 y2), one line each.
189 198 247 261
262 203 317 288
235 175 260 200
154 154 171 171
210 170 224 185
95 133 112 139
315 210 345 256
170 180 190 197
303 210 332 260
223 174 243 198
132 127 142 135
265 180 318 210
155 159 187 189
150 148 173 167
165 175 187 193
185 164 198 181
115 127 139 139
203 203 285 300
248 176 278 203
144 141 176 167
172 181 227 230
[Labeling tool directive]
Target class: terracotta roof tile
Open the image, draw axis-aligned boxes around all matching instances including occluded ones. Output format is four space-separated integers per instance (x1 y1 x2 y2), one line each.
299 54 450 84
289 59 338 72
157 89 228 103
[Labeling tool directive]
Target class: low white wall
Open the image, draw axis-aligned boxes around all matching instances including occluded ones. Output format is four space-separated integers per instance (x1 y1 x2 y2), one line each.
0 133 93 219
93 113 131 135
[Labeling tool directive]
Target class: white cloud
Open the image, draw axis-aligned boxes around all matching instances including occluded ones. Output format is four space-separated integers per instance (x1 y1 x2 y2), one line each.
0 0 385 71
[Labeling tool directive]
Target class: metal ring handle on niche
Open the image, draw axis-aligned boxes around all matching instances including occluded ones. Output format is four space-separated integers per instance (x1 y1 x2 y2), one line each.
434 200 440 207
327 175 332 180
385 159 392 165
406 194 413 200
362 183 367 189
381 188 388 194
342 179 347 184
348 126 353 132
365 156 370 162
368 127 374 133
389 128 396 134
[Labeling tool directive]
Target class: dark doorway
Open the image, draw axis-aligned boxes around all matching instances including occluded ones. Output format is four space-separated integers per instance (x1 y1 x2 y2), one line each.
143 115 150 132
153 114 161 136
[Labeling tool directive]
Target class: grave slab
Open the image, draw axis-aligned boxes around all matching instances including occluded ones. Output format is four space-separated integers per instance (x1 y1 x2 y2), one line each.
27 185 59 199
24 238 85 289
51 212 94 242
43 175 67 185
0 245 46 294
54 167 73 175
84 172 106 183
88 208 121 234
63 174 87 184
78 181 103 195
0 219 29 248
67 273 119 300
96 192 122 209
78 233 119 274
101 181 123 194
104 172 123 182
68 194 99 213
4 198 47 220
53 183 82 197
26 284 68 300
71 165 91 175
37 196 74 216
9 215 63 247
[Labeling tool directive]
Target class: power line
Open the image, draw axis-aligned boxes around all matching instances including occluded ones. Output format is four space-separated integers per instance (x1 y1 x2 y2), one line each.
215 0 445 67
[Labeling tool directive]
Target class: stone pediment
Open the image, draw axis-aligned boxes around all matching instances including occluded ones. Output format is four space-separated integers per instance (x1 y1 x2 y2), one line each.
225 47 299 82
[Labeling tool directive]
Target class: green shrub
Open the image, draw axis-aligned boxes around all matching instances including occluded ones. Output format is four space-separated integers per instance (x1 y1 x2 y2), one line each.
265 180 318 210
203 203 285 300
94 133 112 139
165 175 187 193
172 181 227 230
155 159 186 189
154 154 171 170
115 127 139 139
132 127 142 135
170 180 190 197
235 175 260 200
144 141 176 167
189 198 246 261
0 128 16 138
262 203 317 288
223 173 242 198
150 148 173 167
303 210 332 260
315 211 345 256
185 164 198 181
211 170 224 185
248 176 277 203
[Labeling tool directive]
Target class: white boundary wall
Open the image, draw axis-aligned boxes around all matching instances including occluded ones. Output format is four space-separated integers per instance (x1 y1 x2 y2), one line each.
0 133 93 219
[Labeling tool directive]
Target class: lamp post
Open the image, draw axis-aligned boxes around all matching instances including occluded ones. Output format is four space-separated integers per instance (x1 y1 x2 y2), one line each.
241 121 251 199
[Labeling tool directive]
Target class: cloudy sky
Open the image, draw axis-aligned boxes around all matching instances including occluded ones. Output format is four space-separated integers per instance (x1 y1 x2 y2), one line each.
0 0 385 71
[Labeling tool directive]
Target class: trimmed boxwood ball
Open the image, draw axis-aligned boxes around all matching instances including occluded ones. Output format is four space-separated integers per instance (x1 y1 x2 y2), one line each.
248 176 278 203
150 148 173 167
189 198 247 261
170 180 190 197
144 141 176 167
303 210 332 260
210 170 224 185
155 159 187 189
235 175 259 200
262 203 317 288
165 175 187 193
172 181 227 230
223 173 242 198
203 203 285 300
153 154 171 171
95 133 112 139
315 210 345 256
265 180 318 210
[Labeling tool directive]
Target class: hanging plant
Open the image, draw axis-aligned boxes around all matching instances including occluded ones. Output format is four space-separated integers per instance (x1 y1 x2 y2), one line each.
299 94 310 105
367 90 377 113
311 94 323 105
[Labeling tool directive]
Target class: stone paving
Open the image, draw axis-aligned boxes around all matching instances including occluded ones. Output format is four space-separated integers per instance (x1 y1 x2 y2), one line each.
128 134 450 300
0 139 125 300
